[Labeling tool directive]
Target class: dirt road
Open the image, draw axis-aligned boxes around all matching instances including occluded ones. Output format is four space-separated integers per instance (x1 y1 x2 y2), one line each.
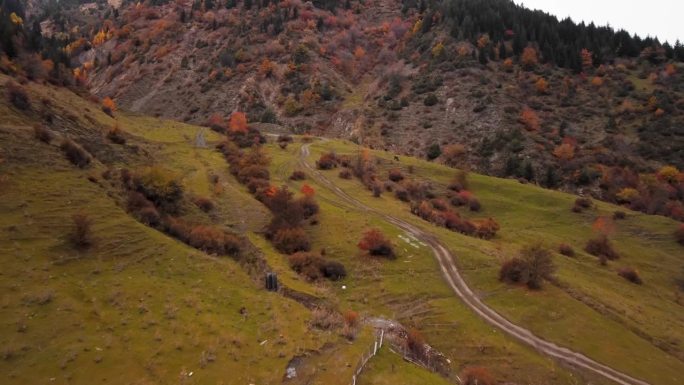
298 142 650 385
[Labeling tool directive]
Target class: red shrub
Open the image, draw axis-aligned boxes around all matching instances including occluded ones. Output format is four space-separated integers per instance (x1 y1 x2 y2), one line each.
358 229 395 259
473 218 500 239
274 227 310 254
338 169 352 179
431 198 449 212
460 367 495 385
343 310 359 327
618 267 642 284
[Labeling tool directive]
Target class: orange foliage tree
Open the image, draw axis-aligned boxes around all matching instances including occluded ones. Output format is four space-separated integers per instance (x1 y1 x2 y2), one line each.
519 107 540 131
229 111 248 133
535 77 549 94
300 184 315 198
521 47 538 70
102 97 116 115
358 229 395 259
553 143 575 161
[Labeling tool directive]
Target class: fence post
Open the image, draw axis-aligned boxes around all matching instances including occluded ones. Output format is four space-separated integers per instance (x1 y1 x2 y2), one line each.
379 329 384 348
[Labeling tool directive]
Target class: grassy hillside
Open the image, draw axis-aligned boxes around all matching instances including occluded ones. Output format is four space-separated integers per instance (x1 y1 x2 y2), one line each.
296 139 684 384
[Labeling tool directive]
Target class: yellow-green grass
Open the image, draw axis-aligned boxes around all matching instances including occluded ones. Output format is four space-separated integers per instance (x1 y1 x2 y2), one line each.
357 348 453 385
297 139 684 385
263 141 603 384
0 79 451 384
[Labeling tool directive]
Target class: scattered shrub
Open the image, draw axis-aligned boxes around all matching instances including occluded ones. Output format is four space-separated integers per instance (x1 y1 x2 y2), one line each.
288 252 346 281
473 218 500 239
460 367 495 385
585 235 620 260
60 139 92 168
274 227 310 254
310 307 342 330
33 125 53 143
618 267 642 284
500 244 555 289
573 197 593 212
338 169 352 179
469 198 482 212
316 152 338 170
388 168 404 182
298 196 319 218
394 187 409 202
321 260 347 280
70 212 93 248
133 167 184 214
358 229 395 259
6 80 30 110
423 93 438 106
187 225 241 255
675 224 684 245
613 210 627 220
193 197 215 212
558 243 575 257
106 124 126 145
289 170 306 180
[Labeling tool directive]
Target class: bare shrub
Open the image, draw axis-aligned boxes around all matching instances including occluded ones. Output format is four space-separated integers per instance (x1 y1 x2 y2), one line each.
193 197 215 212
316 152 338 170
71 212 93 248
33 125 53 143
585 235 620 260
675 224 684 245
613 211 627 220
406 328 426 360
573 197 592 212
310 307 342 330
6 80 30 110
558 243 575 257
338 169 352 179
500 244 555 289
618 267 642 284
388 168 404 182
60 139 92 168
499 258 529 284
106 124 126 145
394 187 409 202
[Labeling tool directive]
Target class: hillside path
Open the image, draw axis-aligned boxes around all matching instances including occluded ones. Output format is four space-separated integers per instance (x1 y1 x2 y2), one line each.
298 142 650 385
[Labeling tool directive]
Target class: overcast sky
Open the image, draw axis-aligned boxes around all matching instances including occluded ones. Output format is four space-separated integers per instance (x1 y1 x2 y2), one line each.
517 1 682 44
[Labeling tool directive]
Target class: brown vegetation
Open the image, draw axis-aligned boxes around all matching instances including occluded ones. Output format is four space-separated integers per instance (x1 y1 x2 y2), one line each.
358 229 395 259
618 267 643 284
60 139 92 168
70 212 93 248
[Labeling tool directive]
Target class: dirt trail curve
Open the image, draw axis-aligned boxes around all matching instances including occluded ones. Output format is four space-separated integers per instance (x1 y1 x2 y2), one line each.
298 142 650 385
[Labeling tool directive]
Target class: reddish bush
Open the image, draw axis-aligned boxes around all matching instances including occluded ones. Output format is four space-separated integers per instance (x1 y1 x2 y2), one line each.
289 170 306 180
358 229 395 259
460 367 495 385
388 168 404 182
675 224 684 245
451 190 473 207
338 169 352 179
274 227 310 254
316 152 338 170
194 197 215 212
187 225 241 256
559 243 575 257
394 187 409 202
33 125 53 143
60 139 92 168
71 212 93 248
473 218 500 239
618 267 642 284
406 328 426 360
431 198 449 212
573 197 593 212
499 258 529 284
585 235 620 260
343 310 359 327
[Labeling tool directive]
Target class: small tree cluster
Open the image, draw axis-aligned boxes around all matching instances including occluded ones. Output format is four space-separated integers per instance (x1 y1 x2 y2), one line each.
358 229 395 259
572 197 593 213
288 252 346 281
316 152 338 170
412 200 498 239
499 244 556 289
132 167 184 214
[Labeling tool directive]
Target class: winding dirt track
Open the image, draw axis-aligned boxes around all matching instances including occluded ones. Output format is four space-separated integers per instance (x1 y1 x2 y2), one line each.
298 143 650 385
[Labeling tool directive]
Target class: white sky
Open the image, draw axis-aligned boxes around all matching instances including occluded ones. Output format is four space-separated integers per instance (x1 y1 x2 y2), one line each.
517 1 683 44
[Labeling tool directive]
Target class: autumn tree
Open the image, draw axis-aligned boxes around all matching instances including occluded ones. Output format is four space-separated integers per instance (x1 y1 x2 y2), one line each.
229 111 248 133
521 47 538 70
519 107 540 131
535 77 549 94
553 143 575 161
101 97 116 116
